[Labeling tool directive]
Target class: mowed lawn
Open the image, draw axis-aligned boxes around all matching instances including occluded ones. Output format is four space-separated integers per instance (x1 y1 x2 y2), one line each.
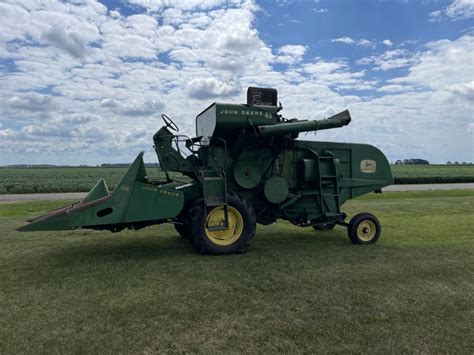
0 190 473 353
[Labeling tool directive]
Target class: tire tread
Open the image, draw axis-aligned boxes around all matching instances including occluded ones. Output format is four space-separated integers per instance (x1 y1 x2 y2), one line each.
187 191 256 255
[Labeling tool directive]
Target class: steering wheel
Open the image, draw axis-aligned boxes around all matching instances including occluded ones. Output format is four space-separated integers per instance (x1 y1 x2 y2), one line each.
161 114 179 132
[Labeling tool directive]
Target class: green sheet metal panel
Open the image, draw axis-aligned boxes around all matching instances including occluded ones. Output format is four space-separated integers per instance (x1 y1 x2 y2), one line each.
233 148 274 189
125 182 184 222
294 140 393 204
196 103 278 146
264 177 289 204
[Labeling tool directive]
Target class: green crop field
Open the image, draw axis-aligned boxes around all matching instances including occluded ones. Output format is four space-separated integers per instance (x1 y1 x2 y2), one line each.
1 190 473 353
392 164 474 184
0 167 187 194
0 164 473 194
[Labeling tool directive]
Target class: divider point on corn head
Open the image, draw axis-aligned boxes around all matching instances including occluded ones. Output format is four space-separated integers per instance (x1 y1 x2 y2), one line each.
19 87 393 254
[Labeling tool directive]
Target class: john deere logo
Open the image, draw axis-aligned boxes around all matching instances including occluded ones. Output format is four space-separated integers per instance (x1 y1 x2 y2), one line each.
360 160 376 173
219 109 272 119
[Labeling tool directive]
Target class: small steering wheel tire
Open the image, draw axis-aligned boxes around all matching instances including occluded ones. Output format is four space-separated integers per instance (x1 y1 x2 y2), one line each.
348 212 381 245
161 114 179 132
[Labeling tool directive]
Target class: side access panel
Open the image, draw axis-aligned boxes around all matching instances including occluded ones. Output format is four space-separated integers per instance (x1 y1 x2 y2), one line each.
295 140 393 205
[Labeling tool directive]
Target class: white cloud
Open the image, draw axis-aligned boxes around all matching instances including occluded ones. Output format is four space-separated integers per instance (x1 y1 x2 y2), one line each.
313 8 328 14
99 98 165 116
21 113 100 139
446 81 474 101
41 26 90 58
187 78 240 100
7 92 57 112
390 35 474 92
125 0 228 12
109 9 121 18
303 60 346 75
377 84 415 93
275 44 307 65
357 39 373 47
382 39 393 47
331 37 355 45
331 37 374 47
102 35 157 59
0 3 30 42
429 0 474 21
0 128 14 139
358 49 418 71
0 0 472 165
445 0 474 19
301 60 374 90
468 122 474 133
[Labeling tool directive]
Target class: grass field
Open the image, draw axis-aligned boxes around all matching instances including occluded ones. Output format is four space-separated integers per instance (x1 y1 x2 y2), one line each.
0 164 473 194
1 190 473 353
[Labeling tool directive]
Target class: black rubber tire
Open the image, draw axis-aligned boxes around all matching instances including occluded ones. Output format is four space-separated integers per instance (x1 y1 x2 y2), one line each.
186 192 257 255
174 222 188 238
312 222 336 231
348 212 381 245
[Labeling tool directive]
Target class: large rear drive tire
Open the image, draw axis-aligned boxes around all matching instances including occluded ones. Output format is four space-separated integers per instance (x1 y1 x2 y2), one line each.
348 212 381 245
187 192 257 255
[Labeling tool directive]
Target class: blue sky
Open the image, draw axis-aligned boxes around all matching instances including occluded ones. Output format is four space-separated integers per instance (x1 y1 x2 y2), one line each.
0 0 473 165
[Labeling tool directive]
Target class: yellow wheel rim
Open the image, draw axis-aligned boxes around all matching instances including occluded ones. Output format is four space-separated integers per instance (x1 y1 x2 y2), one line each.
205 206 244 246
357 220 376 242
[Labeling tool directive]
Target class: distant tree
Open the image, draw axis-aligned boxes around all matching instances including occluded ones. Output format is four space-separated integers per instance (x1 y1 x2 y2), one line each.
454 161 459 165
395 160 403 165
399 158 429 165
447 161 452 165
411 159 429 165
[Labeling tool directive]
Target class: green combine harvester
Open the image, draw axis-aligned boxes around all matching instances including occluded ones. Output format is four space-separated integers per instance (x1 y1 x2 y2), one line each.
19 87 393 255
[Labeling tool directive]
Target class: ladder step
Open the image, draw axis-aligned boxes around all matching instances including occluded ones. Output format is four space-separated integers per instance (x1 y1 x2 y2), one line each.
321 175 336 178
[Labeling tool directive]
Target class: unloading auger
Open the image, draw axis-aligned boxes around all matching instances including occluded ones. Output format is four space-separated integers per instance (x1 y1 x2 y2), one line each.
19 87 393 255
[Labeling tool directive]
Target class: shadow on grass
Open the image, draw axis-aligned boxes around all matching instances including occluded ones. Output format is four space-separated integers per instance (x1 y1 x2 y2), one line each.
37 227 351 265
